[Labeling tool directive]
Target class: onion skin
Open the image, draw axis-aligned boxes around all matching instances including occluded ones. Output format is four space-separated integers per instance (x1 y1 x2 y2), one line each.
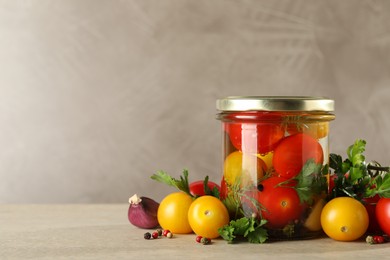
128 194 160 229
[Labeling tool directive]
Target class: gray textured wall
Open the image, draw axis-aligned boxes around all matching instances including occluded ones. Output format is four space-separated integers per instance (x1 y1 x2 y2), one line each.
1 0 389 203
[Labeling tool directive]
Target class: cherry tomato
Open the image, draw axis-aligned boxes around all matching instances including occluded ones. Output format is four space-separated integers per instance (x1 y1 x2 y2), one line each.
157 192 193 234
256 176 304 229
304 198 326 232
257 152 274 170
287 122 329 139
321 197 369 241
273 133 324 178
376 197 390 236
362 195 382 234
189 180 220 197
224 112 285 154
327 174 337 195
219 178 228 200
223 151 267 188
188 195 230 239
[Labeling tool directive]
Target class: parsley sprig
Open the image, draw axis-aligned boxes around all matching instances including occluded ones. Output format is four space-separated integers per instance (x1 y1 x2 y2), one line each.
218 216 268 244
278 159 327 204
329 139 390 200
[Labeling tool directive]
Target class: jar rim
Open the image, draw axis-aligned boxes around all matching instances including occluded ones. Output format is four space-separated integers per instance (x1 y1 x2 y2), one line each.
216 96 334 112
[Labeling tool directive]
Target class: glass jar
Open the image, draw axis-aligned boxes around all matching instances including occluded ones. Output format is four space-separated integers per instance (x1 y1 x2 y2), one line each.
216 96 335 240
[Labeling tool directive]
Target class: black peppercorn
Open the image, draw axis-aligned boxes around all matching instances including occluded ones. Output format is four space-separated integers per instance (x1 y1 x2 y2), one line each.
144 232 152 240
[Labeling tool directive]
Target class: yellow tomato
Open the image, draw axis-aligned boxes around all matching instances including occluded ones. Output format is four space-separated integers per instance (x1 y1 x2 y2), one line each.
287 122 329 139
320 197 369 241
157 192 193 234
304 198 326 232
257 152 273 170
224 151 266 188
188 195 229 239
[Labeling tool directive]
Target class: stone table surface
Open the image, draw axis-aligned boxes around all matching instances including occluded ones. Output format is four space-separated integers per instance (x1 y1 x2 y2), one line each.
1 204 389 259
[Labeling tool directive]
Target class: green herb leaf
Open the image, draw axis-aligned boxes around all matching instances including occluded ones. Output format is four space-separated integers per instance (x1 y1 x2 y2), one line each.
211 186 220 198
218 225 236 243
350 167 364 183
150 169 191 196
366 173 390 198
347 139 366 166
377 174 390 197
285 159 325 204
247 223 268 244
219 217 253 238
329 139 390 200
329 153 342 174
218 217 268 244
203 176 211 195
150 170 180 188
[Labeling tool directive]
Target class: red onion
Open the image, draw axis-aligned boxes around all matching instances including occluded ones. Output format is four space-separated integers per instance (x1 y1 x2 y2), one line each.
128 194 159 229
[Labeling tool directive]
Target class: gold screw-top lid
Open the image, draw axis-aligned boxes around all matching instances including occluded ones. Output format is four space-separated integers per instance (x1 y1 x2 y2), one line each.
216 96 334 112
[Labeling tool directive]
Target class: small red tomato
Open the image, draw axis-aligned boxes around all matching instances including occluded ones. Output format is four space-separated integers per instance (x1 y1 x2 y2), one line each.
219 178 228 200
362 195 382 234
273 133 323 178
224 112 285 155
189 180 220 197
327 174 337 194
376 197 390 236
256 176 305 229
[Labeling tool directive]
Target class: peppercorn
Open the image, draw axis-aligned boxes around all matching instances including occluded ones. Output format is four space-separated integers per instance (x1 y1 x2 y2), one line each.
195 235 202 243
366 235 386 244
144 232 152 240
162 229 170 237
156 229 163 237
166 232 173 238
200 237 211 245
152 231 159 239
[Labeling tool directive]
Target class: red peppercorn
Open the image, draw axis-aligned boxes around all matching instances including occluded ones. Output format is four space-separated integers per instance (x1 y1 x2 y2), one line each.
366 235 386 244
162 229 170 237
373 235 385 244
152 231 159 239
195 235 203 243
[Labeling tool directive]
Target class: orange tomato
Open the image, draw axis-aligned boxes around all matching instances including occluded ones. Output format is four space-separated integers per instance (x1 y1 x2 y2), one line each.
287 122 329 140
320 197 368 241
188 196 230 239
157 192 193 234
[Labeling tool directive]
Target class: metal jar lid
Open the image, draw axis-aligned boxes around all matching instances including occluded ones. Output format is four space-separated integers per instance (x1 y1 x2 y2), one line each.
216 96 334 112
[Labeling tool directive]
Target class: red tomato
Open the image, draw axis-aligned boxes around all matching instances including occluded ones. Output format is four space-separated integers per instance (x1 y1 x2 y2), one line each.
189 180 220 197
362 195 382 234
224 112 285 154
273 133 324 178
219 178 228 200
256 176 304 229
375 197 390 236
328 174 337 194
